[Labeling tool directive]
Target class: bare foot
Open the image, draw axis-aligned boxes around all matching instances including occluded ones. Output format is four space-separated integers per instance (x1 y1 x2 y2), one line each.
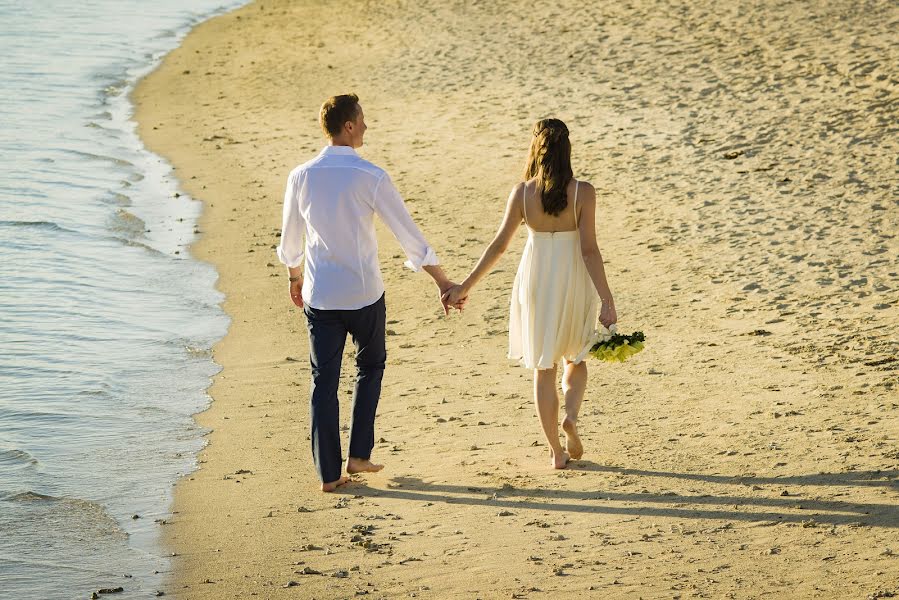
346 457 384 474
562 416 583 460
551 449 570 470
321 476 350 492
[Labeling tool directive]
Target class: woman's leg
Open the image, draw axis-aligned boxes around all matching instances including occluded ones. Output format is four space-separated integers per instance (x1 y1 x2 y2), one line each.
561 359 587 459
534 365 568 469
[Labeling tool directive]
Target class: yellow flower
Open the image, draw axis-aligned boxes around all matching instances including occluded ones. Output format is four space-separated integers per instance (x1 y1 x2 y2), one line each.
590 336 646 363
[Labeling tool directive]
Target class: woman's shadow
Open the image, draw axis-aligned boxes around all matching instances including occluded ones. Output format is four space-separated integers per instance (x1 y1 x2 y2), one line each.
341 463 899 529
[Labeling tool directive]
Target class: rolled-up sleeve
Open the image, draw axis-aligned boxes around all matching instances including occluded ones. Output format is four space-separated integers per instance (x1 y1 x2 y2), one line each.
373 174 439 272
276 170 305 268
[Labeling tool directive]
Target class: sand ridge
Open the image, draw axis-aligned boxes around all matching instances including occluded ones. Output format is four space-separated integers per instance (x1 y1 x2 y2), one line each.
134 1 898 598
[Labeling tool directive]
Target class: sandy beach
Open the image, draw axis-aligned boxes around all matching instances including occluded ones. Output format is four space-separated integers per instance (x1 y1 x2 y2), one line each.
133 1 898 597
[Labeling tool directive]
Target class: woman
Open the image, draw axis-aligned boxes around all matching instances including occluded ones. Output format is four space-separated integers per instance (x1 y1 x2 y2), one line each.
444 118 617 469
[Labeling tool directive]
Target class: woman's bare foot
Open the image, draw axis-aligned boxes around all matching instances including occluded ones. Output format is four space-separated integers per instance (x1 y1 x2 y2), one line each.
321 476 350 492
346 457 384 474
562 416 583 460
551 449 570 470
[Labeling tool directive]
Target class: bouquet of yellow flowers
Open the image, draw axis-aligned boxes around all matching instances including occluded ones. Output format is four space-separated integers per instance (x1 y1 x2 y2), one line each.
589 324 645 363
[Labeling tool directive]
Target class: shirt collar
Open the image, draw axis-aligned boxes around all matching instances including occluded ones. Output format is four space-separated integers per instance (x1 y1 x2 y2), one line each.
320 145 359 157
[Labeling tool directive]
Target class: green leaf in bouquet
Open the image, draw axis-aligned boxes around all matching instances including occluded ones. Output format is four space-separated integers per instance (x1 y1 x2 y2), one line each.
590 329 646 362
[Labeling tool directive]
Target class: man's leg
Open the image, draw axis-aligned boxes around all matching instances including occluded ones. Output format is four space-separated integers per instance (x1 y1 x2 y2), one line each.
305 304 348 489
345 294 386 473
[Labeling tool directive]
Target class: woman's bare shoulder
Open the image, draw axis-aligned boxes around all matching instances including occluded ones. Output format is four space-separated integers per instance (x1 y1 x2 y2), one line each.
575 178 596 192
573 179 596 199
509 180 531 201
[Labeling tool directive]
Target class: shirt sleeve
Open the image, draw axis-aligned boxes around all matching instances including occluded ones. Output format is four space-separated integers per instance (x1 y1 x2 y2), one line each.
373 174 439 272
276 170 305 268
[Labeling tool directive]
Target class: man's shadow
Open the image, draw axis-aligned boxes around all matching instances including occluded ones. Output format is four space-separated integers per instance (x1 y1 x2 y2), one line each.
342 463 899 528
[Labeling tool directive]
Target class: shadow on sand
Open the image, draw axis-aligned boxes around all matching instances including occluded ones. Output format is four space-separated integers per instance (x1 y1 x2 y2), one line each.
340 464 899 528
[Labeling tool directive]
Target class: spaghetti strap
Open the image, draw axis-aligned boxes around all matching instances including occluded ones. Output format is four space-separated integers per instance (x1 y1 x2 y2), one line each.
521 183 529 227
573 180 579 229
508 174 599 370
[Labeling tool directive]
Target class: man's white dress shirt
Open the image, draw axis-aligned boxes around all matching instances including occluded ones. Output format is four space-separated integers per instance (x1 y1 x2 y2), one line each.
276 145 439 310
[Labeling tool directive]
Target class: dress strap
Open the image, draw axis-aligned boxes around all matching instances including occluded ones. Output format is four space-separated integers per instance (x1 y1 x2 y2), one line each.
573 179 579 229
521 183 529 227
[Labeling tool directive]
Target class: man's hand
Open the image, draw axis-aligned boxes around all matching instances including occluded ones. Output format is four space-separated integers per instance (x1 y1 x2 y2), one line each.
422 266 466 315
289 276 304 308
441 284 469 313
437 280 453 316
436 280 467 315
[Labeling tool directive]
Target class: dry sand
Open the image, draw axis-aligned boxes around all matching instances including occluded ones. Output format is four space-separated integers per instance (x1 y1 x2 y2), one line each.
133 1 898 598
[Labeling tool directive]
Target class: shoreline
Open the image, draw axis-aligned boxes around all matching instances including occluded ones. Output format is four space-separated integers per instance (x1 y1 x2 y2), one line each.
134 1 897 597
0 1 257 598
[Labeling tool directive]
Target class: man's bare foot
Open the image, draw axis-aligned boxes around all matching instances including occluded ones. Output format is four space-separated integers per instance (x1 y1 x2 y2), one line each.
346 457 384 474
562 416 583 460
551 449 570 470
321 476 350 492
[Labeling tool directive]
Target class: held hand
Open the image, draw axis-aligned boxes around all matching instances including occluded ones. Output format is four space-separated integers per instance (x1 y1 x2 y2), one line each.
441 284 469 312
437 281 467 315
599 300 617 329
289 277 304 308
436 280 453 316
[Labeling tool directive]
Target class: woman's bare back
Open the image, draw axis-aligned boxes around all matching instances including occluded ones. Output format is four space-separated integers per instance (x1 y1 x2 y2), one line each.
520 177 582 232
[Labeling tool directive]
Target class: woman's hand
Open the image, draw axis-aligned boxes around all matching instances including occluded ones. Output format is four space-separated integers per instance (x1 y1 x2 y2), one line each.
289 277 304 308
442 284 469 311
599 300 617 328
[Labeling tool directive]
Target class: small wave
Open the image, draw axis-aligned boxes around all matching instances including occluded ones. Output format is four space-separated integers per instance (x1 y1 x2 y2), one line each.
58 148 134 168
75 388 113 400
165 336 207 352
3 491 128 540
153 28 178 40
101 192 132 207
0 448 39 469
0 220 78 235
6 491 55 502
101 78 129 99
108 209 146 237
185 345 212 358
0 554 118 576
119 238 167 257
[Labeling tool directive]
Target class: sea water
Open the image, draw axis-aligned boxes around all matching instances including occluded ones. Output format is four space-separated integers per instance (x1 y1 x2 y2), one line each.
0 1 247 597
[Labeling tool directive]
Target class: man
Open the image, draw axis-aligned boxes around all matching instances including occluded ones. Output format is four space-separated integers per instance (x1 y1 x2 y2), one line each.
277 94 459 492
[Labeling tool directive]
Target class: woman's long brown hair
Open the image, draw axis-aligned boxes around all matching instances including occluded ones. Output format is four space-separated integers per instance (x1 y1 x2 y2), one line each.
523 118 573 217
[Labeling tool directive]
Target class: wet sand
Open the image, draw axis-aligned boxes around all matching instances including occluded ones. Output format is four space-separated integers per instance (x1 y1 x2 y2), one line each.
134 1 898 597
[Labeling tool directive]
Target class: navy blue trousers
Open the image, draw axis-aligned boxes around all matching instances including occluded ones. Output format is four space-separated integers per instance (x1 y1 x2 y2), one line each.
304 294 386 484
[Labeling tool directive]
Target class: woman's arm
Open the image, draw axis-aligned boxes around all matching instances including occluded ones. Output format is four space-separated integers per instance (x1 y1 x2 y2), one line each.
456 183 525 298
577 183 617 326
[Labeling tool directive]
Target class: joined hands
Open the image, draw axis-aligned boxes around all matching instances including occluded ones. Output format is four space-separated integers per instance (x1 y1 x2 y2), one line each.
439 282 469 314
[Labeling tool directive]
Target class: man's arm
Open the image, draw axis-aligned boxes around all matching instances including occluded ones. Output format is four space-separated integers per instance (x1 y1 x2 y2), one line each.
276 171 306 308
373 174 438 272
287 266 304 308
423 265 455 316
373 175 458 314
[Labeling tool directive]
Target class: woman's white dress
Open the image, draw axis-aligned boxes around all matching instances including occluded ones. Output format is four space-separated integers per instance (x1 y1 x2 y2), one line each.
508 181 599 369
